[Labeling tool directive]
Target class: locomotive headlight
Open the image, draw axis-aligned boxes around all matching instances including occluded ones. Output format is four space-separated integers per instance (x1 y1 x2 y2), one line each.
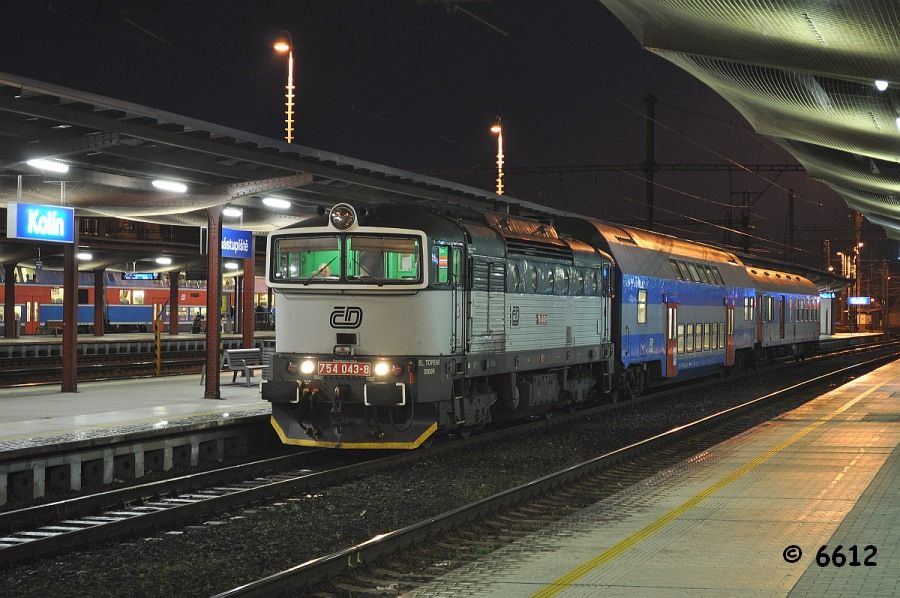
373 361 391 377
300 359 316 375
329 204 356 230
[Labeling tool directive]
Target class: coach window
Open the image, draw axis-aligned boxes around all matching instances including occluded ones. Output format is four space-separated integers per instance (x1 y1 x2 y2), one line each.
677 323 685 353
676 261 691 281
686 263 701 283
670 260 684 280
696 266 709 284
713 267 724 284
704 266 716 284
703 323 711 351
718 321 725 348
744 297 754 320
637 288 647 323
685 324 694 353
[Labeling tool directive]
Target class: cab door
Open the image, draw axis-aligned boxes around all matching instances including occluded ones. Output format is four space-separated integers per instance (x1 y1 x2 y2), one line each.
665 302 678 377
725 301 735 367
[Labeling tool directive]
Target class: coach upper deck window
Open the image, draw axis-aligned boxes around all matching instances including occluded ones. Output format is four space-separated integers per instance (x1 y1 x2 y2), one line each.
637 288 647 324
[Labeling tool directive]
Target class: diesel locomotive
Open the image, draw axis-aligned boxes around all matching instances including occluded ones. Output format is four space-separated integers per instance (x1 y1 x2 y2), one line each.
261 203 819 448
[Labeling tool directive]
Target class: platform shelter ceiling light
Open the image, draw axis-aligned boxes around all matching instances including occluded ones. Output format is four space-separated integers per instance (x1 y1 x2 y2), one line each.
262 196 290 209
76 252 92 260
155 256 172 265
223 207 243 218
224 261 239 270
26 158 69 173
151 179 187 193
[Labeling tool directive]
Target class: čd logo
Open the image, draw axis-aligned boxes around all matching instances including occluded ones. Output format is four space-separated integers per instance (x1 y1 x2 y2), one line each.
330 306 363 329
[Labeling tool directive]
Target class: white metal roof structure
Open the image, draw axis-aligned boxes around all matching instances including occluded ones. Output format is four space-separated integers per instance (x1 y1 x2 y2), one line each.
600 1 900 239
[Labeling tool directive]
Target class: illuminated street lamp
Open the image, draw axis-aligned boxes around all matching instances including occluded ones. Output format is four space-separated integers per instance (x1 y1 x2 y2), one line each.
490 118 504 195
273 33 296 143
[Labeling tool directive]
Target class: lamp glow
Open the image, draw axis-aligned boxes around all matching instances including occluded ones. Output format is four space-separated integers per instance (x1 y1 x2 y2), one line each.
272 33 295 143
155 256 172 265
263 196 291 209
26 158 69 173
876 79 889 91
224 262 239 270
223 207 243 218
490 118 504 195
76 252 92 260
152 180 187 193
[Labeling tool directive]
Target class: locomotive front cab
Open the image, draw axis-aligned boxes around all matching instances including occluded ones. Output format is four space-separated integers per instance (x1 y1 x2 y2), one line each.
262 203 458 449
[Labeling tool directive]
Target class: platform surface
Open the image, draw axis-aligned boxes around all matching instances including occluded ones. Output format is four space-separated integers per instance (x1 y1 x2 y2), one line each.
406 360 900 597
0 373 266 455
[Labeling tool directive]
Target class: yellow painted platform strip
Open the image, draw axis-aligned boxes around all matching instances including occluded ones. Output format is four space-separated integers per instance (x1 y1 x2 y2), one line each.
532 375 890 598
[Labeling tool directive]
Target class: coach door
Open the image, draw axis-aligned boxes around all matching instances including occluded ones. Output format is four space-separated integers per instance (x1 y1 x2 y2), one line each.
725 301 735 367
779 295 786 339
756 293 764 344
665 302 678 377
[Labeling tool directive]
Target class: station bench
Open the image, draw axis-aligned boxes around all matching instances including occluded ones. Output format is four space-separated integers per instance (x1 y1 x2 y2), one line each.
200 348 265 387
44 320 64 337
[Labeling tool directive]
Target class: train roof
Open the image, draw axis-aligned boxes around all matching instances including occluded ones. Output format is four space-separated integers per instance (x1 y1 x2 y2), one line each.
586 220 743 266
745 266 817 294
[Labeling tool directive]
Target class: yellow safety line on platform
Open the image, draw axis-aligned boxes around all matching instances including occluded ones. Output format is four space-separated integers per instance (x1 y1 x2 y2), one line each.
532 374 891 598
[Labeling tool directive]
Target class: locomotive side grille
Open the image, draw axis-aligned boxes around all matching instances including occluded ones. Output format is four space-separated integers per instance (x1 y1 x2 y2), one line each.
506 239 573 261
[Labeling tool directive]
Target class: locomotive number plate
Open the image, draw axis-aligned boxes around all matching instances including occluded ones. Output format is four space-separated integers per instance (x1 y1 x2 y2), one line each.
318 361 371 376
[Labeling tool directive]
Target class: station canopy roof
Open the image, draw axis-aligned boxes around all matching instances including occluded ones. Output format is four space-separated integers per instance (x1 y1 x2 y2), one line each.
600 0 900 241
0 71 566 271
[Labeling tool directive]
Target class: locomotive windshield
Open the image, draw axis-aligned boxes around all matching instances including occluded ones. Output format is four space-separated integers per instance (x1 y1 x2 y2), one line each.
272 233 422 284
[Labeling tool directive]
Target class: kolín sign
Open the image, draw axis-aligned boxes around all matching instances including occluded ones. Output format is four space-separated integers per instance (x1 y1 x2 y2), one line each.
7 202 75 243
222 227 253 259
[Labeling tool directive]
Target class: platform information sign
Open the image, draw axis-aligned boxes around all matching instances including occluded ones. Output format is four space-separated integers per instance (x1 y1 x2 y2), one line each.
6 202 75 243
222 227 252 259
848 296 872 305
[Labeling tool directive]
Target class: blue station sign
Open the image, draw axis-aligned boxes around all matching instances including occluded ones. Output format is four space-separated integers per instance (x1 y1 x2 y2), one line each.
848 296 872 305
222 227 253 259
6 202 75 244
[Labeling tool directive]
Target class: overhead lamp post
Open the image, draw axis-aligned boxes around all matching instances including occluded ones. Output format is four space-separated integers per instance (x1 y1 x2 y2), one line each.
273 33 296 143
490 118 504 195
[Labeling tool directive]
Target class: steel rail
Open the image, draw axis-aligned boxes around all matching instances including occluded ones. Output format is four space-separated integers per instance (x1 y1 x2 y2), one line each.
213 349 900 597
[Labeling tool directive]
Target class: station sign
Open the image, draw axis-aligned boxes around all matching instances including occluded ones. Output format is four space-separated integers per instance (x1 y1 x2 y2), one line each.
848 296 872 305
123 272 159 281
6 202 75 244
222 227 252 259
819 291 836 299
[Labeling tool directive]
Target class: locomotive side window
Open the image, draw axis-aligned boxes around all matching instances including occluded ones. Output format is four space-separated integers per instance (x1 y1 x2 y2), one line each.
637 288 647 324
591 272 599 295
545 267 555 295
559 267 570 295
528 265 539 293
576 270 586 296
508 263 522 292
436 245 450 284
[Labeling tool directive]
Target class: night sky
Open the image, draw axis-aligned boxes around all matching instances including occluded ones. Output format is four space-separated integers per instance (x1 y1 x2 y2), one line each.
0 0 878 268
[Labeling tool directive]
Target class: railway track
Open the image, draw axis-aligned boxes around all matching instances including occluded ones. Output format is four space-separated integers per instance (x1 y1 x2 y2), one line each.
1 339 896 576
0 352 204 386
212 348 900 596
